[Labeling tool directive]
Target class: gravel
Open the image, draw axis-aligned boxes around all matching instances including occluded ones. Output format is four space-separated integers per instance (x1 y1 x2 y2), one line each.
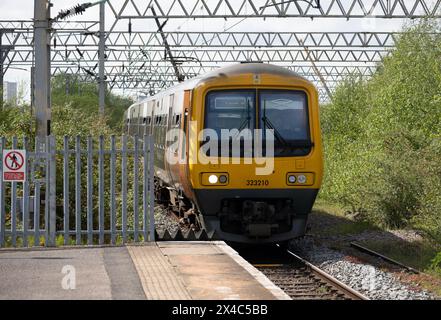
154 206 181 236
290 239 435 300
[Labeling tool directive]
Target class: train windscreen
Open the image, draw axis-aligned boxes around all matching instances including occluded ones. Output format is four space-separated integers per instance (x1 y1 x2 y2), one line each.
204 90 256 137
204 89 311 157
259 90 311 156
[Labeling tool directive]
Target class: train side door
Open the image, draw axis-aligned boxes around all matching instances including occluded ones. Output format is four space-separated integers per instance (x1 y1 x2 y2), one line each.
165 94 177 186
166 94 175 144
178 90 195 199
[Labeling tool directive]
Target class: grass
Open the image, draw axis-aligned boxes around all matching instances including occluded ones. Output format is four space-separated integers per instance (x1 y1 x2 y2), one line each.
1 233 146 248
361 239 439 272
311 200 379 237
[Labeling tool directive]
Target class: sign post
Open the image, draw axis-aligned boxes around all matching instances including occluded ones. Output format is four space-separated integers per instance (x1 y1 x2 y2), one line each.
2 149 27 182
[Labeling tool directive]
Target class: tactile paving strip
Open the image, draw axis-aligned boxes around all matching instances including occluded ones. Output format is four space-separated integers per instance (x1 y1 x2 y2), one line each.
127 245 191 300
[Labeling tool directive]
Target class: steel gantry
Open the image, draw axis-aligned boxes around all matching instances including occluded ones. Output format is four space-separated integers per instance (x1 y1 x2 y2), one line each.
0 20 402 101
0 0 440 112
106 0 441 19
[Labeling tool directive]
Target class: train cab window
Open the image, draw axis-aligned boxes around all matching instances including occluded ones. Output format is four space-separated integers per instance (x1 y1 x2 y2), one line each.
204 90 256 157
204 90 256 137
259 90 311 156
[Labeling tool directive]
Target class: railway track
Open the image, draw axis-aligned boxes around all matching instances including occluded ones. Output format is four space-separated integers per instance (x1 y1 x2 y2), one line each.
350 242 420 274
237 244 368 300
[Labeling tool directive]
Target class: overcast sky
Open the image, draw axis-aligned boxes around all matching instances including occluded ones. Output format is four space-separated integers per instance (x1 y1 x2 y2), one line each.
1 0 408 100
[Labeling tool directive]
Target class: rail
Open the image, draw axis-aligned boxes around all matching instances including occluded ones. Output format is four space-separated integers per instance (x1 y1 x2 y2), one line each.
285 247 369 300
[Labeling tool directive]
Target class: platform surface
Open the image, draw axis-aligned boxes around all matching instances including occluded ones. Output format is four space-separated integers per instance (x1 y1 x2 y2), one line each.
0 242 290 300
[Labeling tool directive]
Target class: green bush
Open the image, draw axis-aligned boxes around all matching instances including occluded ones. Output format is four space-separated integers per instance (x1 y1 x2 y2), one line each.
52 74 133 131
319 19 441 243
0 106 34 138
431 252 441 271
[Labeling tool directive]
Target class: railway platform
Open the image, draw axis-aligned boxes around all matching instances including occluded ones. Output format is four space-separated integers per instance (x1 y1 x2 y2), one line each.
0 241 290 300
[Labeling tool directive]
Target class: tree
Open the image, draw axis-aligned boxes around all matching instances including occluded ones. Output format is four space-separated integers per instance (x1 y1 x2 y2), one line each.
51 74 134 131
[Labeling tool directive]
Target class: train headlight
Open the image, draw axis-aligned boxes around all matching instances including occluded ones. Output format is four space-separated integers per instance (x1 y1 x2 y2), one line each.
219 175 228 184
297 175 307 184
208 175 218 184
286 173 314 186
288 175 297 184
201 173 229 186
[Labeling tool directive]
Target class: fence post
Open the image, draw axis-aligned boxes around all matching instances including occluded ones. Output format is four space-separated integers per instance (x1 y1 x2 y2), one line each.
63 136 69 245
75 136 81 245
149 136 155 242
143 135 148 242
0 137 5 247
22 137 29 247
87 136 93 245
133 136 139 242
98 136 104 245
110 136 116 245
34 182 41 246
47 136 56 247
121 135 128 243
11 137 17 246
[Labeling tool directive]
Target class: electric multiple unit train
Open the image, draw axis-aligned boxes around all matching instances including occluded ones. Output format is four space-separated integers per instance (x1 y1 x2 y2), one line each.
124 63 323 244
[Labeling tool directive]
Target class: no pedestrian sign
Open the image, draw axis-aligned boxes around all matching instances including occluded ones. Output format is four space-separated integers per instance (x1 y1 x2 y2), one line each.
2 150 27 182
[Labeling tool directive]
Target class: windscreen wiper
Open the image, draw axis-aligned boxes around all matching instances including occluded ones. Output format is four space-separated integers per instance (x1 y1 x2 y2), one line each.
262 100 288 147
234 98 252 140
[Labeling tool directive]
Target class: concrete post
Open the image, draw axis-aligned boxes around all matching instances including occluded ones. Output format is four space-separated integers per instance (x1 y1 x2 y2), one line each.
33 0 52 142
98 1 106 115
30 66 35 112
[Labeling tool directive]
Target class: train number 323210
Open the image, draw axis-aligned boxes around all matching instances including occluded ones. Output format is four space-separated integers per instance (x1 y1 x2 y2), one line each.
246 179 270 186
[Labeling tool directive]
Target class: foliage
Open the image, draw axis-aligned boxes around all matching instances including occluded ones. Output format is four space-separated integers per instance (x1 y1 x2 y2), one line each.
319 19 441 244
0 106 34 138
1 75 132 137
52 74 133 131
431 252 441 271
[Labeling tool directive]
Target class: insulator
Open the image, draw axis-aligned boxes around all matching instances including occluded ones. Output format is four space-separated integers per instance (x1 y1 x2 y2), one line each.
75 47 83 58
55 3 92 21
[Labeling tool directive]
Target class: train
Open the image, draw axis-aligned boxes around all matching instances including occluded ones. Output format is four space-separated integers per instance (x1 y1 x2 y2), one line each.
124 63 323 244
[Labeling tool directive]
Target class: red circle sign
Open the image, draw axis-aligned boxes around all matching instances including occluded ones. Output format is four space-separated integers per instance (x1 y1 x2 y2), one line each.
5 151 24 171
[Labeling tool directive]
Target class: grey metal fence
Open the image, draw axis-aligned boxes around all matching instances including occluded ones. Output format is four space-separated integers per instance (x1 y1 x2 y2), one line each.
0 135 155 248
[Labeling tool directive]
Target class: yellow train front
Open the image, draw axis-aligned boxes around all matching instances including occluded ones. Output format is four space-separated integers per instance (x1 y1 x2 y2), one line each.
127 63 324 244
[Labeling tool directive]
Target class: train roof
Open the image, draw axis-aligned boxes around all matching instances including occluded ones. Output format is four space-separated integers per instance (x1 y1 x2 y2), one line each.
194 63 306 82
128 63 308 109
